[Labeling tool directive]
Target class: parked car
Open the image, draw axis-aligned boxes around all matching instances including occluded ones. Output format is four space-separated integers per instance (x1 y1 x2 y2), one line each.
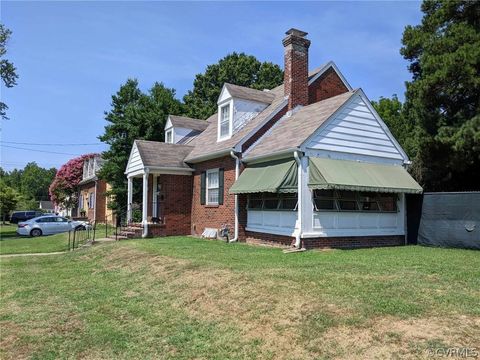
16 215 90 237
10 211 43 224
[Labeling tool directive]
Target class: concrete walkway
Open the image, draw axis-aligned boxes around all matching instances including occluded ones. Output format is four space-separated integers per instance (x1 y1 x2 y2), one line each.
0 251 67 258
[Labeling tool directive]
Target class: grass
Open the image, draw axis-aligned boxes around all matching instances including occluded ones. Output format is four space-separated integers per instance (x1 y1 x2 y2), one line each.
1 237 479 359
0 224 71 255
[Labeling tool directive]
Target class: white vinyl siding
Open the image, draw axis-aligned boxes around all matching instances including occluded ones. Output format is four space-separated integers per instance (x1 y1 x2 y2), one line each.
125 142 144 175
305 94 405 163
206 169 219 205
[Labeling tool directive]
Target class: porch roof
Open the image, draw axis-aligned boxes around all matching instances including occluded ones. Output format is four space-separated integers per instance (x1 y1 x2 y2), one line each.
229 158 297 194
125 140 194 176
308 157 423 194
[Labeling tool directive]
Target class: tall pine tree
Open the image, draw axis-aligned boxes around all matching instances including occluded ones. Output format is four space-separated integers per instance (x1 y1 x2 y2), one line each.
401 0 480 191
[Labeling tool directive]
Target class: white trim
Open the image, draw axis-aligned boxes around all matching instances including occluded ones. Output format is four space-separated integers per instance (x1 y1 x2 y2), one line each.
165 128 174 143
308 61 353 91
217 100 233 141
206 168 220 205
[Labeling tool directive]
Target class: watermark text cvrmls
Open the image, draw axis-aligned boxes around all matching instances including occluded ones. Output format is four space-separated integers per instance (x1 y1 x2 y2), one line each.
426 347 478 358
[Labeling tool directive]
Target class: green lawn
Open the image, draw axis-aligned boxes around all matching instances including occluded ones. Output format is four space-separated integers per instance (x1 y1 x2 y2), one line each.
1 237 479 359
0 224 72 255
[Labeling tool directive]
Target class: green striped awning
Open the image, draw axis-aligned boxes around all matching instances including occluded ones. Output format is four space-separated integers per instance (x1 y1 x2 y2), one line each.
229 158 297 194
309 157 422 194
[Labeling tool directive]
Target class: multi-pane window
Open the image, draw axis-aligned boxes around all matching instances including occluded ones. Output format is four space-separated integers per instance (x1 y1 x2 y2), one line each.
247 193 298 211
165 129 173 143
313 190 397 212
88 192 95 209
206 169 220 205
219 104 230 138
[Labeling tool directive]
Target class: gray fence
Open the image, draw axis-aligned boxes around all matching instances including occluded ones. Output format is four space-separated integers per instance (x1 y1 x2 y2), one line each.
417 192 479 250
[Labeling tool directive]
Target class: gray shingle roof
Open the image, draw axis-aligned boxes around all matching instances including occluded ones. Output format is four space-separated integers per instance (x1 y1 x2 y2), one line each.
224 83 275 104
244 90 356 160
168 115 209 132
185 84 286 162
135 140 193 169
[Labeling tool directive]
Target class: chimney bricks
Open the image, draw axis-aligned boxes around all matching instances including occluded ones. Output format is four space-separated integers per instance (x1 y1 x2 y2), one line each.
283 28 311 111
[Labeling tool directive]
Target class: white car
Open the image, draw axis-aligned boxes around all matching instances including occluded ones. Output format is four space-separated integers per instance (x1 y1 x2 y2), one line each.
16 215 90 237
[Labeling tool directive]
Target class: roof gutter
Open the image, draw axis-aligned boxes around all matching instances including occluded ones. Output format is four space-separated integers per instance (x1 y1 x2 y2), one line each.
185 149 232 164
243 147 300 164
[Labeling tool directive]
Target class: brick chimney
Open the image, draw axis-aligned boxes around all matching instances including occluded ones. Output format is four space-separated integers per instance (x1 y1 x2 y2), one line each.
283 28 311 111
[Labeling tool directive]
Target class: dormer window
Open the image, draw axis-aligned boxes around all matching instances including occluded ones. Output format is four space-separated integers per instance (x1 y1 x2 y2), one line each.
219 103 231 140
165 129 173 143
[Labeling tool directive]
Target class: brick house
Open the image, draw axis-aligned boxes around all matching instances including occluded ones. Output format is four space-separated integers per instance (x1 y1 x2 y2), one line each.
77 155 113 224
124 28 422 248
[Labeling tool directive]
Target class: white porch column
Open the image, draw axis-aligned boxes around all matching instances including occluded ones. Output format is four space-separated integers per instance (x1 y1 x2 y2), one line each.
142 169 149 237
152 175 158 218
127 176 133 223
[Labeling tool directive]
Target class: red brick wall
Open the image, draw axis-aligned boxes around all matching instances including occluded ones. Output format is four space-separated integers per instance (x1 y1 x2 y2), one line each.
244 231 404 249
94 180 107 223
191 156 236 237
283 34 311 110
159 174 192 236
78 180 108 223
308 67 349 104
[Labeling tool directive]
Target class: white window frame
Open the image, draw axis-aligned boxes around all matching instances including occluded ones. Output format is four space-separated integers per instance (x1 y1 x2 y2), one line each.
206 168 220 205
217 100 233 141
165 128 174 143
89 192 95 209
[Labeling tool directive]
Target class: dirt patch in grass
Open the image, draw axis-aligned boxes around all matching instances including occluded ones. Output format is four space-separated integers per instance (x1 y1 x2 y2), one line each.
311 316 480 359
96 246 359 359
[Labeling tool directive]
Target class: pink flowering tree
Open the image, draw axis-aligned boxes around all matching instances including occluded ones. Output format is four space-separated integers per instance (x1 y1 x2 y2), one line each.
49 154 98 210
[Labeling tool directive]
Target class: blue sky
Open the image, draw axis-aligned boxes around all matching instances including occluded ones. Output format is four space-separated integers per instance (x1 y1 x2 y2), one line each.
1 1 422 171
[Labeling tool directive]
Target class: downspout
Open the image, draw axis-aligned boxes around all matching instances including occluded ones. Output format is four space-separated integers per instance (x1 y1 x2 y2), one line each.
229 150 240 242
294 151 302 248
93 180 97 223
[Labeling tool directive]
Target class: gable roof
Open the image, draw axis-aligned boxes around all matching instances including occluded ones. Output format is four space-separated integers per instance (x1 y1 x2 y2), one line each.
135 140 193 169
167 115 209 132
244 90 356 161
184 63 346 163
223 83 275 104
185 84 287 162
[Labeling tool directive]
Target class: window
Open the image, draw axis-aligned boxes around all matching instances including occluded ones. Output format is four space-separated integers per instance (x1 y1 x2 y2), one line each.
37 217 54 223
313 190 397 212
206 169 219 205
79 194 83 209
165 129 173 143
88 192 95 209
55 217 68 222
247 193 298 211
219 103 231 139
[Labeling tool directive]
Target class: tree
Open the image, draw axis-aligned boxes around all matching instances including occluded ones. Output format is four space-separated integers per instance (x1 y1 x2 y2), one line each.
0 181 20 223
0 24 19 120
49 154 94 211
20 162 56 201
99 80 183 210
371 95 419 158
183 52 283 119
400 0 480 191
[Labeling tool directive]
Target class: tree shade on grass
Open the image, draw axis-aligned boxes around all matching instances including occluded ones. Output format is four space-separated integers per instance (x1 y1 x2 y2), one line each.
1 237 479 359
